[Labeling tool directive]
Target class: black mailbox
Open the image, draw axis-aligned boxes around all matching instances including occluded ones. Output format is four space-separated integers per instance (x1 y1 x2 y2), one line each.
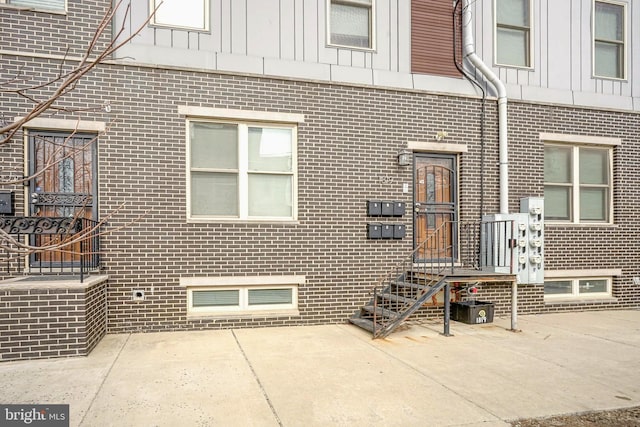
381 224 394 239
381 201 394 216
0 192 13 215
367 201 382 216
393 202 405 217
368 223 382 239
393 224 406 239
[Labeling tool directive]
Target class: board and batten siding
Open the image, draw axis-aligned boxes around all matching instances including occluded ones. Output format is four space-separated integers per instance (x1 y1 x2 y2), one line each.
468 0 640 110
112 0 640 111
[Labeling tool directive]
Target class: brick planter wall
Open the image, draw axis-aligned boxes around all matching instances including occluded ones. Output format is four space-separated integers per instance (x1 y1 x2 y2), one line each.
0 276 107 361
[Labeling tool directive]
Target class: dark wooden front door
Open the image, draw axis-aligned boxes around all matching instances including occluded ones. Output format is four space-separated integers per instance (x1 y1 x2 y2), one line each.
28 131 97 266
414 154 457 262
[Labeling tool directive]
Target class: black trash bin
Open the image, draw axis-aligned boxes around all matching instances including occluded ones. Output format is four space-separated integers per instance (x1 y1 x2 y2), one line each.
451 301 494 324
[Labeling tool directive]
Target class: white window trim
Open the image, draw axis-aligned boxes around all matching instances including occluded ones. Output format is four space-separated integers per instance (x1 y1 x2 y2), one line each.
493 0 534 69
592 0 627 80
545 268 621 278
540 133 621 146
178 106 305 124
179 107 303 224
544 275 614 301
149 0 210 32
408 141 468 154
543 135 615 225
17 117 106 133
0 0 67 14
181 275 303 316
326 0 377 51
185 118 298 222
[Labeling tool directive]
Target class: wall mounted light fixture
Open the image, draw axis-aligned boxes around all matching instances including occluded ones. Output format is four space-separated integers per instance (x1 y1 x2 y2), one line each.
435 131 449 141
397 149 412 166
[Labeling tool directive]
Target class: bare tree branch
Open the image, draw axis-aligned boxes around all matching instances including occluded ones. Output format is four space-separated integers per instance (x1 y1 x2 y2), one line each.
0 1 158 263
1 0 157 143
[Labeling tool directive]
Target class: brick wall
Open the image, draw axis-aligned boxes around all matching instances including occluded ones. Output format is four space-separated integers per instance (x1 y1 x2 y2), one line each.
0 278 107 361
0 0 110 58
1 0 638 339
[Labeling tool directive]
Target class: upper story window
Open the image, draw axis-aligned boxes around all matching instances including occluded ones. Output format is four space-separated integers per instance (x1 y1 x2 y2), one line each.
327 0 374 50
2 0 66 13
150 0 209 31
494 0 531 67
544 144 612 224
593 1 626 79
187 120 297 221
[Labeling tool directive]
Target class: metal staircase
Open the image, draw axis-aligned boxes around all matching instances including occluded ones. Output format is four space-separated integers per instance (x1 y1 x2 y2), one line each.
351 221 455 338
350 219 519 338
350 271 449 338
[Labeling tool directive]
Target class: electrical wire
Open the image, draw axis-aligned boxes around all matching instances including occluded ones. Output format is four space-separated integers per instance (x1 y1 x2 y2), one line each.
452 0 488 219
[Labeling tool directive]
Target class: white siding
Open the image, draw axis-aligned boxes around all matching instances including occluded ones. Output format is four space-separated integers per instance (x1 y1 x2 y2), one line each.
466 0 637 109
111 0 640 109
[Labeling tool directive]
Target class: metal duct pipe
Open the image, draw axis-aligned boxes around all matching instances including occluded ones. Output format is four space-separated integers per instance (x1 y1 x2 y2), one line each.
461 0 509 215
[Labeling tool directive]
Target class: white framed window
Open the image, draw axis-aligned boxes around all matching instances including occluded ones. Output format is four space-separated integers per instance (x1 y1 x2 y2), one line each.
182 276 302 316
188 286 297 314
593 0 626 79
544 277 612 299
1 0 66 13
186 119 297 221
327 0 375 50
150 0 209 31
494 0 532 67
544 143 613 224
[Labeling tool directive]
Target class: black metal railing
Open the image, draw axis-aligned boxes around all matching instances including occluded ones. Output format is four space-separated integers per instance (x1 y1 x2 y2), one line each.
363 219 516 338
370 220 455 338
1 216 100 282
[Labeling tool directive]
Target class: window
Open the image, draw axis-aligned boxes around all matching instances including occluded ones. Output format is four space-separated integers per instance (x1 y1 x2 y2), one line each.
328 0 374 49
187 120 297 221
544 277 611 299
3 0 65 12
184 278 300 315
495 0 531 67
544 144 612 223
593 1 625 79
189 287 297 314
150 0 209 31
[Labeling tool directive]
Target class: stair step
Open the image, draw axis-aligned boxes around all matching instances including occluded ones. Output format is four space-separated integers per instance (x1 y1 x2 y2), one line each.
391 280 432 292
361 305 400 319
379 292 417 304
349 317 379 333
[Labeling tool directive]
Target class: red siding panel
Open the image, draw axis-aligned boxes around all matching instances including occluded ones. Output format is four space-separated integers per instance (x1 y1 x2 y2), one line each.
412 0 462 77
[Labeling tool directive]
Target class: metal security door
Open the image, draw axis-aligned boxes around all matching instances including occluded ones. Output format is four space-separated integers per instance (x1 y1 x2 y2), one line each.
414 154 457 262
28 131 97 267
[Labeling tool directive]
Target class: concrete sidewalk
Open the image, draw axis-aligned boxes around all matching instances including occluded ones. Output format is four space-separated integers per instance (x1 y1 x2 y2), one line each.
1 310 639 426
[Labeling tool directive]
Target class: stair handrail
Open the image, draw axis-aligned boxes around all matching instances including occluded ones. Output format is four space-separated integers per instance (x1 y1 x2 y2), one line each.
374 220 455 290
356 219 519 337
369 221 456 337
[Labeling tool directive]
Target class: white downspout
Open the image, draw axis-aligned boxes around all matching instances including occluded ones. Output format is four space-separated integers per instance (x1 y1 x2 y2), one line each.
462 0 509 215
462 0 518 331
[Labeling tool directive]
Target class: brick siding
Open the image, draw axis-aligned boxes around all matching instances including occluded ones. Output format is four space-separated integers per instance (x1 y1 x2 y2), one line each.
0 1 638 349
0 278 107 361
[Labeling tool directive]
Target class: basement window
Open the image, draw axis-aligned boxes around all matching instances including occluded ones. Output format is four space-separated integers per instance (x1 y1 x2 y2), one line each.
182 275 303 316
544 277 612 300
188 286 297 315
